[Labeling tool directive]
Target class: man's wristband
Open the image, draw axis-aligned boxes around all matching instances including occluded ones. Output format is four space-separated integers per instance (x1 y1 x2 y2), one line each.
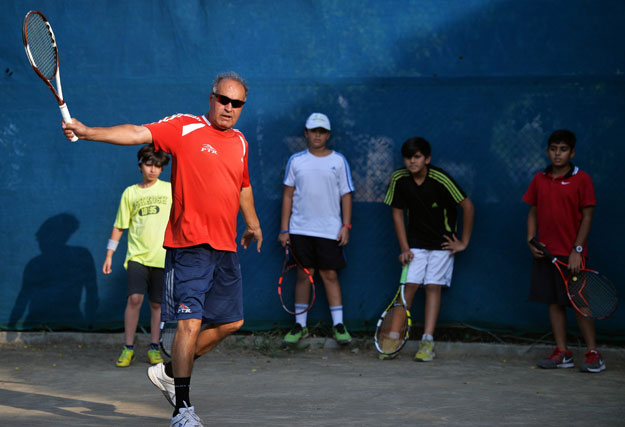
342 224 352 230
280 230 289 234
107 239 119 252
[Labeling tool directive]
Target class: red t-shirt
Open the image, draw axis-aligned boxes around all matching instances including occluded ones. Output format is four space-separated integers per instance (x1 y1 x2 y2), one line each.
522 165 596 257
144 113 250 252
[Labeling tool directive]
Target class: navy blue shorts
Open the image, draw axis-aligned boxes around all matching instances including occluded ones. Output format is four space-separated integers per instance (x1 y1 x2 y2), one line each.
162 245 243 324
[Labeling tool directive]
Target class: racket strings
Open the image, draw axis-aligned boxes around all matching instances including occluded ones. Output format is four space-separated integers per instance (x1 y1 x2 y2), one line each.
568 271 618 318
26 14 58 79
377 305 408 353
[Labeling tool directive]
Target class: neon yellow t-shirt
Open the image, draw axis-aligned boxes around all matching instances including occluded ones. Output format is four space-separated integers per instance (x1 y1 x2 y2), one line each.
113 179 172 269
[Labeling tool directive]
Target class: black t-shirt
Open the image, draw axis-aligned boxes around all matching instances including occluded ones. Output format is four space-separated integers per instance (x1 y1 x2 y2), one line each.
384 165 467 250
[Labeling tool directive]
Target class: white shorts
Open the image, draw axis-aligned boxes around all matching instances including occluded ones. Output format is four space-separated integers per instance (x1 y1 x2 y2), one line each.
406 248 454 287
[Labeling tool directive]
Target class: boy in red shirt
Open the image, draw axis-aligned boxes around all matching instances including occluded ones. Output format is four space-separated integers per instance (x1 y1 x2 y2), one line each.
523 129 604 373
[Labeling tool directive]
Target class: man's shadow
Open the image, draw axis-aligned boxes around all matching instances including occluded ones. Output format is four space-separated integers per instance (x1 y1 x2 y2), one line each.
9 213 99 330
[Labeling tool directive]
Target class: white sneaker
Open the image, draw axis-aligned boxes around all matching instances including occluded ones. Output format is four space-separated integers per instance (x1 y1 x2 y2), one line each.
171 402 204 427
147 362 176 407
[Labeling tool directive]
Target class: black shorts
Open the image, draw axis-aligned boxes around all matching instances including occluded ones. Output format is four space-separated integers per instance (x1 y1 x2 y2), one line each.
289 234 346 270
528 256 570 306
127 260 164 303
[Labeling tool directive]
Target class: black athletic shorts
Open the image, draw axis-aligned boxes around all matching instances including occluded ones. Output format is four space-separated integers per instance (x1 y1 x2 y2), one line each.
127 260 164 303
289 234 346 270
528 256 571 306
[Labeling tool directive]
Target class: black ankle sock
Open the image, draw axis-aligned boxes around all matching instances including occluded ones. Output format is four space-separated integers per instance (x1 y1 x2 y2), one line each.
149 343 159 350
173 377 191 416
164 361 173 378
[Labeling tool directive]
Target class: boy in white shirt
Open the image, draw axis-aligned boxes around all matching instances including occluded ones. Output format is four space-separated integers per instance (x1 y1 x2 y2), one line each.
278 113 354 345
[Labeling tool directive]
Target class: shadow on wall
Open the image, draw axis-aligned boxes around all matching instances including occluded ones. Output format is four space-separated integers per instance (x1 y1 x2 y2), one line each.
8 213 99 331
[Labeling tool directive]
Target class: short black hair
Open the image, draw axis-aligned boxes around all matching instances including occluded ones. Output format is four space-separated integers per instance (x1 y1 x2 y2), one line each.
401 137 431 158
137 143 170 167
547 129 576 150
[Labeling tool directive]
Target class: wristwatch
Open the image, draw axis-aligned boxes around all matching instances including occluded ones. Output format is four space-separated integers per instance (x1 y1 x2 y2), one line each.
574 245 583 253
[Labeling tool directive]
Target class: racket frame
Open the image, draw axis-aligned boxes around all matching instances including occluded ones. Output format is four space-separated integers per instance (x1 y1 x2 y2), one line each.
22 10 78 141
159 321 177 358
374 265 412 356
278 243 316 315
529 237 617 319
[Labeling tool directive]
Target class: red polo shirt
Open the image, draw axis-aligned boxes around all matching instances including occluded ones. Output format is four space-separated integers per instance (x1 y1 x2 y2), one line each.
145 113 250 252
522 165 595 257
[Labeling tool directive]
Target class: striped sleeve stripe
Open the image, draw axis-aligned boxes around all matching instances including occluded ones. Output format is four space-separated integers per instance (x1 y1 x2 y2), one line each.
384 169 411 205
337 152 355 192
428 169 464 203
283 150 307 185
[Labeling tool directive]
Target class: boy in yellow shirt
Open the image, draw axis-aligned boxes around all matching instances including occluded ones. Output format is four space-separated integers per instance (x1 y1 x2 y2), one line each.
103 144 172 367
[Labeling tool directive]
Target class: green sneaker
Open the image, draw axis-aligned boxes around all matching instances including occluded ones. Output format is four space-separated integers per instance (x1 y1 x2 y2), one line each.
116 347 135 367
283 323 308 345
333 323 352 344
147 348 164 365
414 340 435 362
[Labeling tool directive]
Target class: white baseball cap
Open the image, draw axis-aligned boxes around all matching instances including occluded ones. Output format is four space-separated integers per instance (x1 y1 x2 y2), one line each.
305 113 331 131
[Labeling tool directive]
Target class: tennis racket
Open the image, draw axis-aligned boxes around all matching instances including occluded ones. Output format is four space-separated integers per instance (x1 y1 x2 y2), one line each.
159 321 177 358
22 11 78 142
374 264 412 356
529 238 618 319
278 243 315 315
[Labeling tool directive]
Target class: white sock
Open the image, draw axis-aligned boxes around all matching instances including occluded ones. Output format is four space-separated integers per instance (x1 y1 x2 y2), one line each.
422 334 434 341
330 305 343 326
295 305 308 327
388 331 400 339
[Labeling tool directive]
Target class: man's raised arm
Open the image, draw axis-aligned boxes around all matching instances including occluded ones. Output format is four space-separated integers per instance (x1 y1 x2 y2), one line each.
62 119 152 145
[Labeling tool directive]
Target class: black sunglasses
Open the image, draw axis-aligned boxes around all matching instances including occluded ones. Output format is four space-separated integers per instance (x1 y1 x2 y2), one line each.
212 92 246 108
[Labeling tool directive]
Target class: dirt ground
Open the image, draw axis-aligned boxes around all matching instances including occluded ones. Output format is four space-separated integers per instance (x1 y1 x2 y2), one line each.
1 333 624 426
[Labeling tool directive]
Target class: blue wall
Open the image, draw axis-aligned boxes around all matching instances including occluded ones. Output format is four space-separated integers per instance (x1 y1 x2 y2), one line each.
1 0 624 335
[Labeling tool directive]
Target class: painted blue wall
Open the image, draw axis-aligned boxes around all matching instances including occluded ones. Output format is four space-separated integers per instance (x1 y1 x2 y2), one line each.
1 0 624 335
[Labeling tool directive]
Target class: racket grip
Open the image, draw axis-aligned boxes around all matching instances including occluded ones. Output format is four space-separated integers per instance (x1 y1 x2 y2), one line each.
59 102 79 142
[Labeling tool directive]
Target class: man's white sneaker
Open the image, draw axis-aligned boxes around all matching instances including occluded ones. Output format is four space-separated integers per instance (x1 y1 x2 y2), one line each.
147 362 176 407
171 402 204 427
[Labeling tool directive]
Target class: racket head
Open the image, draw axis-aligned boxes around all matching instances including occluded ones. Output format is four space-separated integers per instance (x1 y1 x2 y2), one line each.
159 321 177 358
567 269 618 319
375 265 412 355
277 246 315 315
23 11 59 82
374 294 411 355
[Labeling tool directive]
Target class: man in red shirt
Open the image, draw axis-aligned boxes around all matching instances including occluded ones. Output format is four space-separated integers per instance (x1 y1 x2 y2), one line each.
63 71 262 426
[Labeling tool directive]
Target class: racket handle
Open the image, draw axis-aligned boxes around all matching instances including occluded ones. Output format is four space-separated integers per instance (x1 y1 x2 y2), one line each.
400 264 409 283
59 102 79 142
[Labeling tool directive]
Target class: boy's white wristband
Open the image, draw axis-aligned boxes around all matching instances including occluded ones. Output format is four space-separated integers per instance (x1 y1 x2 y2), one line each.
107 239 119 252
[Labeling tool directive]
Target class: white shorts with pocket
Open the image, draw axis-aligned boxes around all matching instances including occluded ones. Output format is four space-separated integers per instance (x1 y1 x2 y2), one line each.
406 248 454 287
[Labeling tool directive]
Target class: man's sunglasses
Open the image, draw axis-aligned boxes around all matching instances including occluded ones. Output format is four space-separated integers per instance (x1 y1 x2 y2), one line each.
212 92 246 108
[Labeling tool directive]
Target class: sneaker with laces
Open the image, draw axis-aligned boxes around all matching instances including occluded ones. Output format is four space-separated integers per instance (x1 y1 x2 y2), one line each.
414 340 435 362
148 348 164 365
116 347 135 367
333 323 352 344
283 323 309 345
147 362 176 406
170 402 204 427
536 348 574 369
579 350 606 373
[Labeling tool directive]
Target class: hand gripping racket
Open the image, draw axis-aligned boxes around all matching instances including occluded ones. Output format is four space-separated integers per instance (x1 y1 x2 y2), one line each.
22 11 78 142
529 238 618 319
278 243 316 315
375 264 412 356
